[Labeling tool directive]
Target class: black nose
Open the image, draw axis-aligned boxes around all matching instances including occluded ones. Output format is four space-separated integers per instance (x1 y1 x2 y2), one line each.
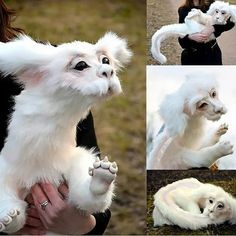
102 70 114 78
102 72 107 77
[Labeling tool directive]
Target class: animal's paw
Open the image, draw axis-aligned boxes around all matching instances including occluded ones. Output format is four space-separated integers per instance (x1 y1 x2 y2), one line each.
89 156 118 195
0 207 25 233
218 141 233 156
186 9 201 19
216 123 228 136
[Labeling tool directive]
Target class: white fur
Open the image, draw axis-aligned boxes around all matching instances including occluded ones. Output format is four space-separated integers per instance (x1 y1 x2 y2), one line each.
147 72 233 169
153 178 236 230
0 33 131 233
151 1 236 64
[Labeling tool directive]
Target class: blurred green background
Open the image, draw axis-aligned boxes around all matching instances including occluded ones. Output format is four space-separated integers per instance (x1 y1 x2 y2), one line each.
5 0 146 234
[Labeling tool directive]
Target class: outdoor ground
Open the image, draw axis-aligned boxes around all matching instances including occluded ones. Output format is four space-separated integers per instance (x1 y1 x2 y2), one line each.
147 170 236 235
147 0 236 65
7 0 146 234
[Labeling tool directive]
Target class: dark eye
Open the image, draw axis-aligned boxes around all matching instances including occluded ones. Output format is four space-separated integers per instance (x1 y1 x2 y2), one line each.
209 199 214 204
74 61 89 71
217 203 224 209
212 91 216 98
222 11 225 15
102 57 110 64
216 10 219 13
199 102 208 109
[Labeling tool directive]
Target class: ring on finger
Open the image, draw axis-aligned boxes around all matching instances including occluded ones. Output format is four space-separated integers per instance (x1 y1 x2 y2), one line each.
39 200 50 210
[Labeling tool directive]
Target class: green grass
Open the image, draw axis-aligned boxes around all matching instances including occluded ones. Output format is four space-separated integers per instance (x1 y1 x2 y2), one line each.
6 0 146 234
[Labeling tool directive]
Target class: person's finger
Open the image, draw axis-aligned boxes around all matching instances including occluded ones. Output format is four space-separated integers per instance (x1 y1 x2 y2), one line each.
58 183 69 200
16 226 46 235
27 207 40 219
40 183 64 207
25 216 44 228
31 184 52 213
25 193 34 205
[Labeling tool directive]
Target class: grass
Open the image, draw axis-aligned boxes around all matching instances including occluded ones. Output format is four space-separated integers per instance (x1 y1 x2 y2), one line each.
6 0 146 234
147 170 236 235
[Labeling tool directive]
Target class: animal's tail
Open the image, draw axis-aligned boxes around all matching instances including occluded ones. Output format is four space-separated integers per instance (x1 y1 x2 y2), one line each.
151 23 188 64
153 179 212 230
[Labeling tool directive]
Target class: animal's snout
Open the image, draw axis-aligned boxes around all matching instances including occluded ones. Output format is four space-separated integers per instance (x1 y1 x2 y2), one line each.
214 106 226 114
102 69 114 78
98 65 114 79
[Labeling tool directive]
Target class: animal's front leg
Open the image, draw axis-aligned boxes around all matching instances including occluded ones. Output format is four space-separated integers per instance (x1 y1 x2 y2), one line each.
181 141 233 168
89 156 118 195
67 149 117 213
200 123 228 148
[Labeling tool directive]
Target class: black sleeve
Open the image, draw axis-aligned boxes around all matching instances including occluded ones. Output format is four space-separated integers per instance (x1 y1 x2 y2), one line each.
76 111 100 155
85 210 111 235
0 75 22 151
178 7 201 49
213 18 235 38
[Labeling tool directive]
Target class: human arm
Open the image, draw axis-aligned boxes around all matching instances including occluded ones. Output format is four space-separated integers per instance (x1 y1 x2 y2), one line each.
213 18 235 38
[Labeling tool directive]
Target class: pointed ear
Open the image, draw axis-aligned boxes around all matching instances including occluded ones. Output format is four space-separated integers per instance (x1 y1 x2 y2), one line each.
159 93 188 137
95 32 132 70
0 35 55 84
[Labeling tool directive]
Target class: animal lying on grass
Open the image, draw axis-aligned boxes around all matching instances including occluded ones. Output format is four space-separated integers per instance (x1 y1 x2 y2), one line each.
0 33 131 233
151 1 236 64
153 178 236 230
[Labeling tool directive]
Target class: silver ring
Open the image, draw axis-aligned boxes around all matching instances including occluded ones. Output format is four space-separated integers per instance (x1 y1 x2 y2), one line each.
40 200 49 210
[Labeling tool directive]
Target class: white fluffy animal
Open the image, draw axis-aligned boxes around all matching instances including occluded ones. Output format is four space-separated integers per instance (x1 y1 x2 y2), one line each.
0 33 132 233
153 178 236 230
147 73 233 170
151 1 236 64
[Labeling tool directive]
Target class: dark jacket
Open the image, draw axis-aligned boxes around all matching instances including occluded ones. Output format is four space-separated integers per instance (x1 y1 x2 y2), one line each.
178 6 235 65
0 75 110 235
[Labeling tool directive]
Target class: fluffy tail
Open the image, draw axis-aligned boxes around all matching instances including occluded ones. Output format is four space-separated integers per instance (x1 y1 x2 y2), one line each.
153 179 212 230
151 23 188 64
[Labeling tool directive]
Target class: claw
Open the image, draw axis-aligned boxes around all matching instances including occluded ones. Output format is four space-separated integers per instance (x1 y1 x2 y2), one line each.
3 216 11 225
0 222 5 232
109 162 118 173
93 160 101 168
101 161 110 169
8 209 17 217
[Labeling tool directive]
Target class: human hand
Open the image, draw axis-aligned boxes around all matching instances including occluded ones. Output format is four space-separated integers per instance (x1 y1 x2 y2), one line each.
30 182 96 235
188 32 209 42
200 26 215 38
17 182 96 235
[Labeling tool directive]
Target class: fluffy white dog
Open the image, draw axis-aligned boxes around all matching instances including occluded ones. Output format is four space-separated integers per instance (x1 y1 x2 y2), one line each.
147 73 233 170
151 1 236 64
0 33 131 233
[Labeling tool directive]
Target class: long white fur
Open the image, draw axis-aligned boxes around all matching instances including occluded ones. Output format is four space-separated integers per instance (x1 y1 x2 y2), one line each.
0 32 132 233
153 178 236 230
151 1 236 64
147 72 233 169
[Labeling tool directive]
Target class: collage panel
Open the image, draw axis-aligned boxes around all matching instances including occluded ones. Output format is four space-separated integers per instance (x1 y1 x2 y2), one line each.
147 0 236 65
147 170 236 235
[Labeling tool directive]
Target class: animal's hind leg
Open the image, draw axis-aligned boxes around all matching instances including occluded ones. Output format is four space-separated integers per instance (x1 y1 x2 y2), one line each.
0 158 27 233
0 198 27 233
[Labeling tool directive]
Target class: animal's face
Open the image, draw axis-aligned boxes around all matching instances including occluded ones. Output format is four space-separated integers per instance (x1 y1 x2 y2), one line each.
0 33 132 100
194 87 227 121
202 196 232 223
48 40 124 98
208 1 235 24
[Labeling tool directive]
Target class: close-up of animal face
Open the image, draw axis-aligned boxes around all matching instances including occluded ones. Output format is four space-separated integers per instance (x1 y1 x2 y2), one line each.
207 1 236 24
0 32 132 100
195 88 227 121
203 196 232 223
